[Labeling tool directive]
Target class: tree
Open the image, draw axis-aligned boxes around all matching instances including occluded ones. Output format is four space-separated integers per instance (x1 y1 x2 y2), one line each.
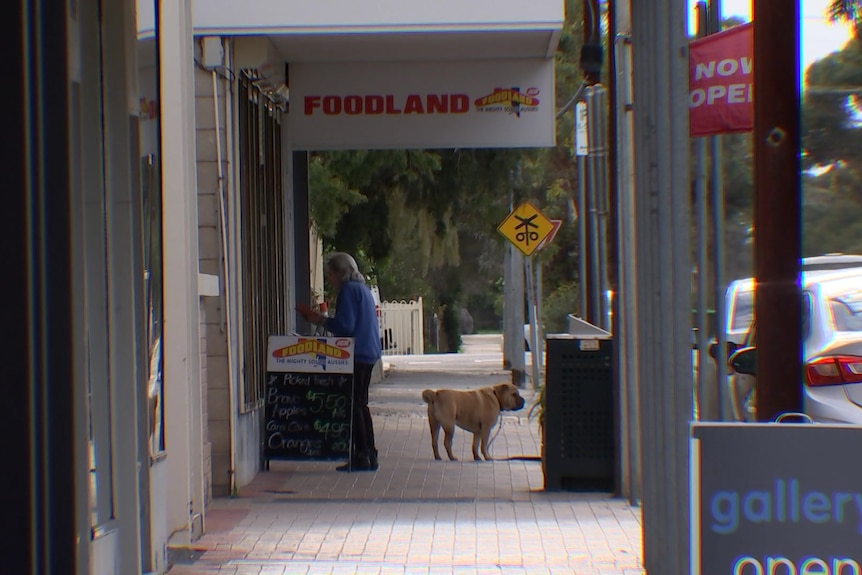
307 0 592 348
829 0 862 28
802 21 862 256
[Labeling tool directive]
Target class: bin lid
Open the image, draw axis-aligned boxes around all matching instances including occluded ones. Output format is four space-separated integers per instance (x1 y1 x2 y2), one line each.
555 314 612 339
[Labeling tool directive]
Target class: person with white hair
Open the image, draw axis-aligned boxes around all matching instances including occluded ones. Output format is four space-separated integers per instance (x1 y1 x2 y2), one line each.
299 252 382 472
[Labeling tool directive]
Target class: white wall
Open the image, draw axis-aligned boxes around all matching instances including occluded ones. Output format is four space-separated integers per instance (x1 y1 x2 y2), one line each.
138 0 562 35
235 411 261 488
194 0 563 32
148 461 170 573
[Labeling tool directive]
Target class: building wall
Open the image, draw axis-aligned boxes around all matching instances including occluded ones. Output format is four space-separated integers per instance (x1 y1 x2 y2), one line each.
195 58 233 498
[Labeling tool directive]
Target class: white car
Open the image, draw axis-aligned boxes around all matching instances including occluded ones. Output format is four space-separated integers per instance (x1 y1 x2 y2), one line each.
723 254 862 348
728 270 862 424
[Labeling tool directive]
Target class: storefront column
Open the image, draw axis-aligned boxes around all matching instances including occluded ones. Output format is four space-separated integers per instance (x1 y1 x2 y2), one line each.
159 0 206 546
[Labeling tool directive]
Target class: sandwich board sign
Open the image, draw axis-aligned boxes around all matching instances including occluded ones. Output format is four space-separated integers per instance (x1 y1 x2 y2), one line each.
263 335 354 466
691 422 862 574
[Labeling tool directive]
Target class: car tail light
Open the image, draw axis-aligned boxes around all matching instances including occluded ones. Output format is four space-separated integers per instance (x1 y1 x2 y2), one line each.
804 356 862 386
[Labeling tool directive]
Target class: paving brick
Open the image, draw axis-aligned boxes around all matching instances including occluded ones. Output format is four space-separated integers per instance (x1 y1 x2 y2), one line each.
168 349 643 574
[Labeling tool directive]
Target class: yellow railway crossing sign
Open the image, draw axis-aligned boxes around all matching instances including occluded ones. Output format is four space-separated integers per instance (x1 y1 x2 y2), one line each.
497 200 555 256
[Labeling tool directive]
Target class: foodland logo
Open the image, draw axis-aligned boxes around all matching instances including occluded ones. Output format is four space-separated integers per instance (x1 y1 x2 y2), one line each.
303 87 540 118
272 339 351 359
474 87 540 117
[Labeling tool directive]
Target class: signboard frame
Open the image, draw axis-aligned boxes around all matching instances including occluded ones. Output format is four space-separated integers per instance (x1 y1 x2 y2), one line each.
288 59 556 150
691 422 862 575
263 335 355 466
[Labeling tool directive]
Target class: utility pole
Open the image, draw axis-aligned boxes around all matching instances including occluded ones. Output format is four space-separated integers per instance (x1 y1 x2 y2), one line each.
631 0 693 571
503 189 526 388
581 0 602 325
708 0 730 422
694 1 715 420
610 0 640 504
752 0 803 421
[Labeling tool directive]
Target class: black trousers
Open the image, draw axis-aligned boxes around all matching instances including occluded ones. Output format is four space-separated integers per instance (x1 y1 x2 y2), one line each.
351 362 377 457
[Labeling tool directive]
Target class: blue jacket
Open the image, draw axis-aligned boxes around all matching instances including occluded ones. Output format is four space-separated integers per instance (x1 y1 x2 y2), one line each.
324 280 382 365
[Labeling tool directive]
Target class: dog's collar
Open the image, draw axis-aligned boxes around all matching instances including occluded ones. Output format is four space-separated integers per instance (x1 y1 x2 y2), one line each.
495 393 503 410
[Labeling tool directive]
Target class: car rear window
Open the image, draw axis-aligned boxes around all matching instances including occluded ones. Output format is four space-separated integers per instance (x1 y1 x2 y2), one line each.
830 289 862 332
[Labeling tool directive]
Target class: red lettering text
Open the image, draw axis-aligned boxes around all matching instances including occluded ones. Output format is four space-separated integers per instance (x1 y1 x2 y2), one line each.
427 94 447 114
323 96 341 115
451 94 469 113
385 95 402 115
404 94 424 114
365 95 384 114
303 94 472 116
304 96 321 115
344 95 362 114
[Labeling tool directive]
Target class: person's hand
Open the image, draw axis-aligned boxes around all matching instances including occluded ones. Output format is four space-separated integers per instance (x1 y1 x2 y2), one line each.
296 304 325 325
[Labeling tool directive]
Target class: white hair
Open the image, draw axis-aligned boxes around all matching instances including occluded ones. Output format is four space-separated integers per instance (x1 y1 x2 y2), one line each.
325 252 365 283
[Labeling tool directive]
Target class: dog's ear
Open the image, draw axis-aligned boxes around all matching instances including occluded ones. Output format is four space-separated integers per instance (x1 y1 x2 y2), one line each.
493 382 509 400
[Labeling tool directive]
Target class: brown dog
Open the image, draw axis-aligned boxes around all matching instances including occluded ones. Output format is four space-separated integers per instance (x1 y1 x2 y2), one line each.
421 383 526 461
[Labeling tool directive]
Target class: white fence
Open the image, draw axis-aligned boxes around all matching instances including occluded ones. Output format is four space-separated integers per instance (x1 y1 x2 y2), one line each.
379 298 424 356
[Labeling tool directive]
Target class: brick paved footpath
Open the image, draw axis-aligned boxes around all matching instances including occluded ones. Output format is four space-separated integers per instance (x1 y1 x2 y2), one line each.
167 357 644 575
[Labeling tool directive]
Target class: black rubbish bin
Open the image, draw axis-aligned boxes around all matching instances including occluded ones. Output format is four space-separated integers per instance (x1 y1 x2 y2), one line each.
542 334 615 492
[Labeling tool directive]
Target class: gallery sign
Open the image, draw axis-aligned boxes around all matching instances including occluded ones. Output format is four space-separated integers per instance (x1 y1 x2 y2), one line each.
692 423 862 575
289 59 555 150
689 22 754 138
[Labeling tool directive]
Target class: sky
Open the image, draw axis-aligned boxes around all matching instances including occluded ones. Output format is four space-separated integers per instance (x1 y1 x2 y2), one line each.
688 0 854 73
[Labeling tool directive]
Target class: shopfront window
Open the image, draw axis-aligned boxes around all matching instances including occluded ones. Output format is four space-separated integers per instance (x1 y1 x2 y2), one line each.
137 0 165 456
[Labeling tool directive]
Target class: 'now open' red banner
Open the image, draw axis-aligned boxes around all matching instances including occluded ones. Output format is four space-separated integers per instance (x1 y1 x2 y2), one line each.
689 22 754 138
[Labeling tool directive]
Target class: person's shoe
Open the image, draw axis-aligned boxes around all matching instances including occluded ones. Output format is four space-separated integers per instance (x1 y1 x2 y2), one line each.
368 449 379 471
335 456 374 472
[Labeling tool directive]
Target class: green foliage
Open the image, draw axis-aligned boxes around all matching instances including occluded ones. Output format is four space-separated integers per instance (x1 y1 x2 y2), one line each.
305 1 616 342
803 168 862 255
800 31 862 258
543 282 580 334
438 295 462 353
307 154 367 239
829 0 862 26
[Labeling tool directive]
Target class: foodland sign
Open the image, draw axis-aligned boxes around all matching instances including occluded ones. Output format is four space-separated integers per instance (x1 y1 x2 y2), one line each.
689 22 753 138
289 59 555 150
692 423 862 575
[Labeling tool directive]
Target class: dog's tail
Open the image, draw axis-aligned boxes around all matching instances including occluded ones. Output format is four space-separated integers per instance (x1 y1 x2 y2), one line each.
421 389 436 404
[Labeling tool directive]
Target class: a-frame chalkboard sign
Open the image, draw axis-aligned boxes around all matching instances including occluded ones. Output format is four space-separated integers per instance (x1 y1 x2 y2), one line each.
263 335 354 469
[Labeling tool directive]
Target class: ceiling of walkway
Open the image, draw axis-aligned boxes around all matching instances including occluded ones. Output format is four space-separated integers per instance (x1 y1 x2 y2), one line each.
266 29 561 62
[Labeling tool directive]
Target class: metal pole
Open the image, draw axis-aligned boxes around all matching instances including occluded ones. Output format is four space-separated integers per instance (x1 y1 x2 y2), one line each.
503 243 513 368
536 259 545 353
589 85 611 333
711 135 729 419
753 0 803 421
586 86 602 328
708 0 730 421
525 256 542 390
613 9 640 503
504 190 527 386
694 1 714 421
576 103 589 319
631 0 692 570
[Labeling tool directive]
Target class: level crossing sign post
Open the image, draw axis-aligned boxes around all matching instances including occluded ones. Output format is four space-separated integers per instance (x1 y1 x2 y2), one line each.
497 200 555 257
